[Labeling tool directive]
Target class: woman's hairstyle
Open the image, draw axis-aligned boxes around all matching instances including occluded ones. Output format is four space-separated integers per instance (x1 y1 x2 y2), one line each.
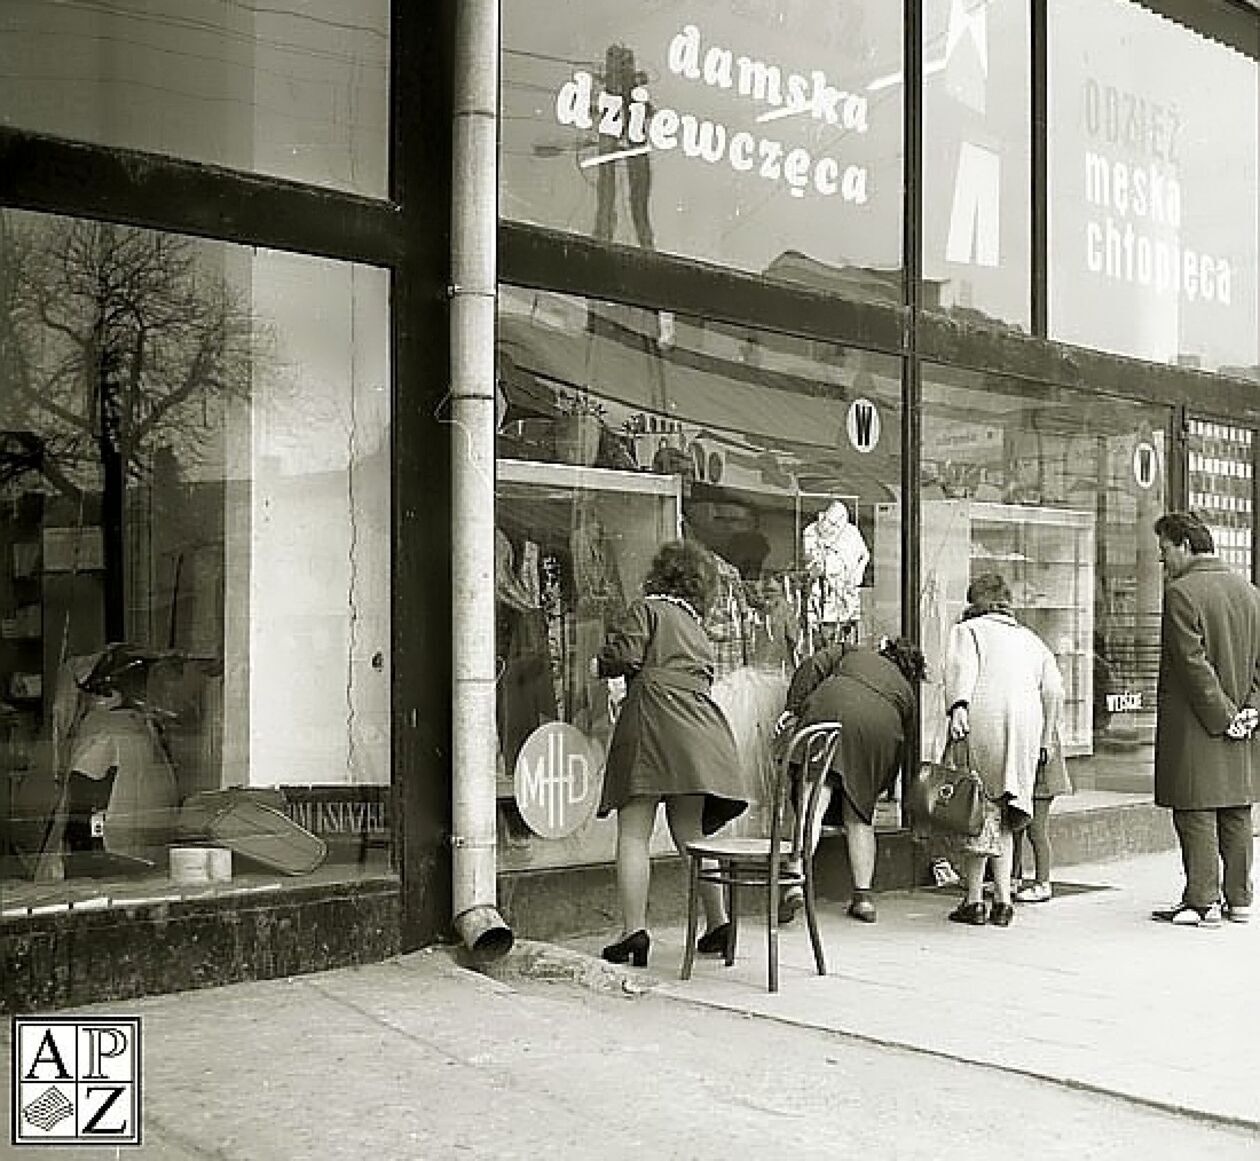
643 539 719 615
965 571 1013 612
1153 510 1215 554
878 636 928 684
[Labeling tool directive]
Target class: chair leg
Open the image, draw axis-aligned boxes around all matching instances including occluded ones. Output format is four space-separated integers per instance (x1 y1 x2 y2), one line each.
681 855 701 981
725 878 738 966
804 860 826 977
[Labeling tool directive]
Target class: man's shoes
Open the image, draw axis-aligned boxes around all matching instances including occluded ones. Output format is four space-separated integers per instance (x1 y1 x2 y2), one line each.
1223 903 1252 924
1014 881 1052 903
989 902 1014 927
1151 902 1223 927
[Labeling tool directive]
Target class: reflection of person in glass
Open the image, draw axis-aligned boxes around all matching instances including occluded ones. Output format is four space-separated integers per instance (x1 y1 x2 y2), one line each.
803 501 869 644
1150 511 1260 927
593 540 753 967
943 573 1064 928
776 635 927 924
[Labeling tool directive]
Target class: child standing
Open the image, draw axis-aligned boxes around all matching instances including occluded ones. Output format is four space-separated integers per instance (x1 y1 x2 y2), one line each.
1013 730 1072 902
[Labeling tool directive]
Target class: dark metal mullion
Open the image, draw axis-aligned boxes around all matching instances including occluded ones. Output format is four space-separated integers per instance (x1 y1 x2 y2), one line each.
902 0 925 822
0 126 404 267
1031 0 1048 338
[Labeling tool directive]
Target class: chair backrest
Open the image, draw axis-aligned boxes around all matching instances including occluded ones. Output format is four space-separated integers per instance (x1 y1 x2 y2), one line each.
768 721 843 864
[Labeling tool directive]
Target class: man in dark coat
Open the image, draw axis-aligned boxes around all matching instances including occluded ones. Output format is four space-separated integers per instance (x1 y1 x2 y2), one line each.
1152 511 1260 927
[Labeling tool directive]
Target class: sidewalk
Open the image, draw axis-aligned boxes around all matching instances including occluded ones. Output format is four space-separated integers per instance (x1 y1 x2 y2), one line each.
3 848 1258 1158
560 846 1260 1129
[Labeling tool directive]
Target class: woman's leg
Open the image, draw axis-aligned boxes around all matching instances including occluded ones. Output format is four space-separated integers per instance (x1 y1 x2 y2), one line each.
839 793 876 891
961 853 986 906
1029 797 1053 884
991 825 1015 906
665 796 727 931
615 797 659 935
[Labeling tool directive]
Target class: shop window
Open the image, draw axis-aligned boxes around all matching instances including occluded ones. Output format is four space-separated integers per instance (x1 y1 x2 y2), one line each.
921 0 1031 330
1048 0 1260 374
0 0 388 198
1186 418 1255 577
495 285 903 868
501 0 904 301
0 210 392 912
920 364 1168 796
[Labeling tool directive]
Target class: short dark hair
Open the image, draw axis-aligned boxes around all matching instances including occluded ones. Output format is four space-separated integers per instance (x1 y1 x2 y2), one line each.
879 636 928 684
1154 511 1215 554
966 571 1012 609
643 539 719 615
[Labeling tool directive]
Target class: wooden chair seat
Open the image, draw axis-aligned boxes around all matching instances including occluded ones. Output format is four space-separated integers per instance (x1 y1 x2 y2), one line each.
680 721 842 993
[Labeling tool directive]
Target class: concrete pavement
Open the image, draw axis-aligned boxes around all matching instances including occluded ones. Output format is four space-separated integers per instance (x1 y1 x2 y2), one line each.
3 847 1259 1158
561 845 1260 1130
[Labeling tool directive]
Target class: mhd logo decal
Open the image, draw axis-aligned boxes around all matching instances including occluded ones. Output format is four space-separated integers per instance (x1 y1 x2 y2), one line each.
11 1016 142 1146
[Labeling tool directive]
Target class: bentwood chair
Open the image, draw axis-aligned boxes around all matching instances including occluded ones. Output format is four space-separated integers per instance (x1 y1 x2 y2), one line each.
680 721 843 993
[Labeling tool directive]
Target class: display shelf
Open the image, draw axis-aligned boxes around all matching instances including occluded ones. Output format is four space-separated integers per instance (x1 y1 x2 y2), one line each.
921 499 1095 757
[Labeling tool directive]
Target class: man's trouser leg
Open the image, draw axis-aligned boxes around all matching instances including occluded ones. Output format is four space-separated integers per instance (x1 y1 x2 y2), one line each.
1172 809 1220 910
1217 805 1254 909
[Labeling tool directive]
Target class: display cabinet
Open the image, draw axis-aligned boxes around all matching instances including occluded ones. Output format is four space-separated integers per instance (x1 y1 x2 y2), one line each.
921 500 1095 756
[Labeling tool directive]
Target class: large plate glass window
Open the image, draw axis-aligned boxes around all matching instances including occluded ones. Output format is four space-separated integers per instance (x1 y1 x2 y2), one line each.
0 1 389 197
922 0 1032 330
1048 0 1259 373
920 364 1169 796
0 210 392 907
501 0 904 301
495 286 903 868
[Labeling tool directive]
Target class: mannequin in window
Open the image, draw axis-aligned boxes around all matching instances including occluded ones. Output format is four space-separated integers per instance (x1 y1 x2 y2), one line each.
803 501 869 646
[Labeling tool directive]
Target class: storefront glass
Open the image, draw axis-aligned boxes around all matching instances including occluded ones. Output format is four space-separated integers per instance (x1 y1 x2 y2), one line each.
495 285 903 868
1 210 393 912
1048 0 1260 374
922 0 1032 330
920 364 1168 795
0 0 389 197
501 0 904 301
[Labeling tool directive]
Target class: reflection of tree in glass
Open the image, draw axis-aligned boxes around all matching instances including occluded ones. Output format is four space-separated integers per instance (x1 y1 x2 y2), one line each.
0 216 275 635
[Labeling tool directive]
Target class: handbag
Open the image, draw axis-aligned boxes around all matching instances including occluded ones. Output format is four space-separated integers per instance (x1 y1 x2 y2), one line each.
911 737 986 838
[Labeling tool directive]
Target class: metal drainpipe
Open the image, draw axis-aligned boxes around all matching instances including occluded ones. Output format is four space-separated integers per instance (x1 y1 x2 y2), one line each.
449 0 513 958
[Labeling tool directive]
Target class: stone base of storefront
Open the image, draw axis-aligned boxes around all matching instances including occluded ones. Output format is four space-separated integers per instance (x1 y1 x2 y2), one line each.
1 876 400 1014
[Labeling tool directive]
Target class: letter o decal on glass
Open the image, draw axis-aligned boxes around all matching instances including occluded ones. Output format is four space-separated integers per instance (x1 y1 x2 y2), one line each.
1132 440 1158 490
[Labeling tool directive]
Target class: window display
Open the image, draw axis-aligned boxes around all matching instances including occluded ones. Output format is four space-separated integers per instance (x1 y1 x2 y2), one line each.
920 364 1168 794
0 209 392 910
496 285 903 867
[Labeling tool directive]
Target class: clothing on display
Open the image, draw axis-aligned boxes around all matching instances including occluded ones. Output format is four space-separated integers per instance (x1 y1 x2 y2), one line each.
802 501 869 644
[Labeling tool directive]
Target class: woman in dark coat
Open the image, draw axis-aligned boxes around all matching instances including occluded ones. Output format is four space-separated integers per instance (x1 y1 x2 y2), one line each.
777 636 926 923
595 540 753 967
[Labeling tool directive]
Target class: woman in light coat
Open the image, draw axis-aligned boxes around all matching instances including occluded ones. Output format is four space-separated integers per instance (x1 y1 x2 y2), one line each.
943 572 1064 927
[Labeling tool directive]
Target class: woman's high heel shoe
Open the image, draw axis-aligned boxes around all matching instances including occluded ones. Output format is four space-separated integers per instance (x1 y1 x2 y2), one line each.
601 929 650 967
696 922 732 954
